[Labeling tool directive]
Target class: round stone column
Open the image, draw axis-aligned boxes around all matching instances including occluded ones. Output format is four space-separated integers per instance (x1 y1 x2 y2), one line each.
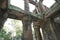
22 16 33 40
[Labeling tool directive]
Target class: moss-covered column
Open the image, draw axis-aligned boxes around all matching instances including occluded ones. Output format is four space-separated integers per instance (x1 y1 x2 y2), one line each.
22 0 33 40
42 18 57 40
48 18 57 40
22 16 33 40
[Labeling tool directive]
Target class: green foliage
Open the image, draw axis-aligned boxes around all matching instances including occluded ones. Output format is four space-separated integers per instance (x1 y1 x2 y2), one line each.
0 29 11 40
0 29 6 38
0 19 23 40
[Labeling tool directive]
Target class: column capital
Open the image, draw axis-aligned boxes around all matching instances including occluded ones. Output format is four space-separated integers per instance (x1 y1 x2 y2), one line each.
33 20 44 28
22 16 29 21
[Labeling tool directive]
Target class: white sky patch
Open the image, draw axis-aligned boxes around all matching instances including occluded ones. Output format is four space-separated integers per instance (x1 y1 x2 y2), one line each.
10 0 24 10
10 0 56 12
29 3 35 12
10 0 35 12
43 0 55 8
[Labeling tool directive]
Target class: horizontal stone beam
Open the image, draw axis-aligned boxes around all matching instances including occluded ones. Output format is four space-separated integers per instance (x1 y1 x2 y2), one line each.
45 2 60 18
8 5 43 20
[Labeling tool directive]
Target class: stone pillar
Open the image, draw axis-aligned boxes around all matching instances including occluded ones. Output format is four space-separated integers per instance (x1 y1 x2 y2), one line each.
22 0 33 40
23 0 33 40
42 18 57 40
0 0 8 30
24 0 29 11
48 18 57 40
33 20 43 40
53 21 60 40
22 16 33 40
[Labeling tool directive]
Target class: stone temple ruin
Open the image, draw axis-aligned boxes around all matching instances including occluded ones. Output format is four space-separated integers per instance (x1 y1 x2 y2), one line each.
0 0 60 40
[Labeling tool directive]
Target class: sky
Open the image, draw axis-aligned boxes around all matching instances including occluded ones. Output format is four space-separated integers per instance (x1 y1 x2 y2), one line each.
10 0 55 12
3 0 55 36
43 0 55 8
